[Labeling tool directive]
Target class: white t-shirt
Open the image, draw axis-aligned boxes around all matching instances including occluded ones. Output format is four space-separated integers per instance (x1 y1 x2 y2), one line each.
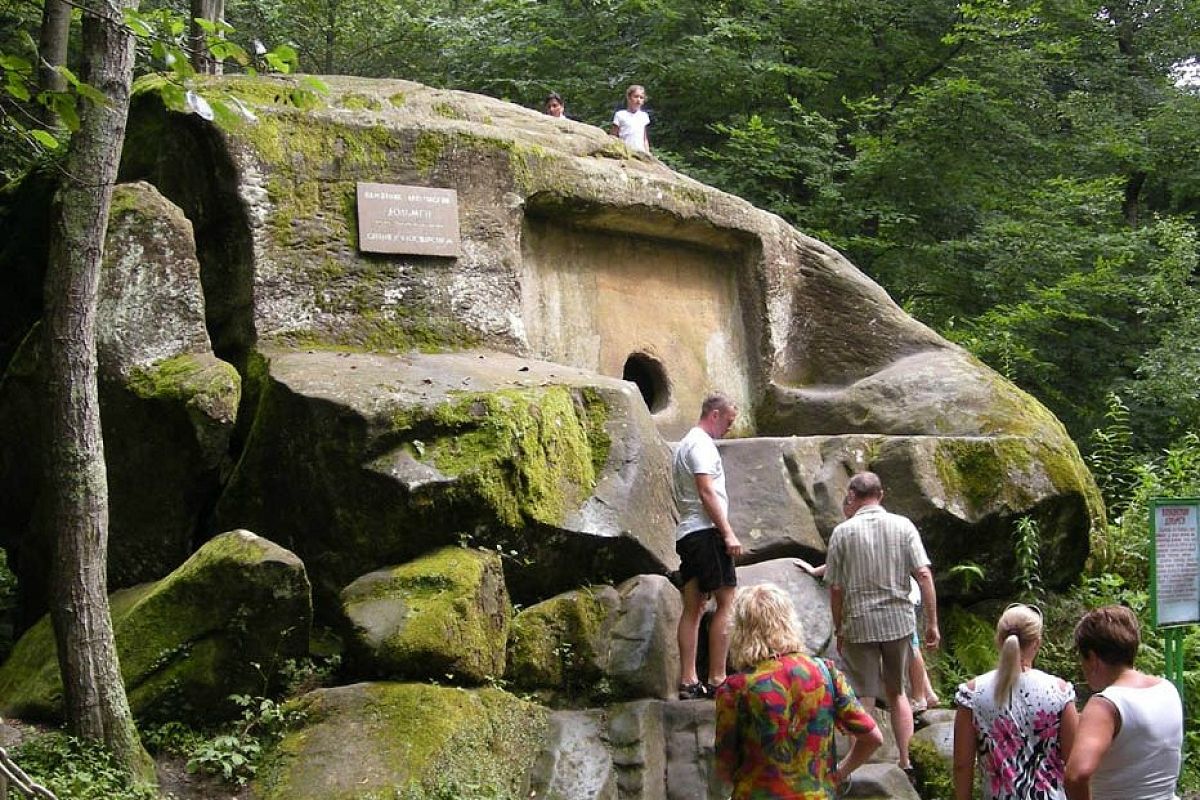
612 108 650 151
672 426 725 540
1091 680 1182 800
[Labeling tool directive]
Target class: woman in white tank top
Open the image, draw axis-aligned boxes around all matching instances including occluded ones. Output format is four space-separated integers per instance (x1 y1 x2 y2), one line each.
1064 606 1183 800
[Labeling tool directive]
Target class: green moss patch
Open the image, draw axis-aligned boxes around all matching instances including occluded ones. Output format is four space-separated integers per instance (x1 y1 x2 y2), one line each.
256 682 547 800
507 586 615 693
341 547 509 683
0 531 311 723
399 387 606 528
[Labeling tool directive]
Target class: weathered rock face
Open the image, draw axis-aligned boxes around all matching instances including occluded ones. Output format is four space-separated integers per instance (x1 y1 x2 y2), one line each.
528 700 725 800
256 682 548 800
724 434 1097 597
339 546 510 683
0 530 310 723
109 75 1101 589
0 182 240 620
507 575 683 705
213 348 675 611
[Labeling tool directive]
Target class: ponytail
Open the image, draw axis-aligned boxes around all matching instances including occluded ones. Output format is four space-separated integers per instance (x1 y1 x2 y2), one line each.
991 603 1043 707
993 633 1021 706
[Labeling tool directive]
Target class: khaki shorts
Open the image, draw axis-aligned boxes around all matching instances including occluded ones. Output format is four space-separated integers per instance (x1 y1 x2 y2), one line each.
840 636 912 700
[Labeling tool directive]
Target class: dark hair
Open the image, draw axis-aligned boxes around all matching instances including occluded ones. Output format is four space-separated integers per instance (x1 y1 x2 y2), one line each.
545 92 563 105
847 471 883 500
1074 605 1140 666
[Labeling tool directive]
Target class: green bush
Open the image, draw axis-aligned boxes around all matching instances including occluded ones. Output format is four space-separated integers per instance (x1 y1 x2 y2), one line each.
12 732 156 800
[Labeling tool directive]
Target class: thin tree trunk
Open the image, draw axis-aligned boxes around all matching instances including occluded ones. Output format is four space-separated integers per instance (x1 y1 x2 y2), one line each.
36 0 71 127
43 0 152 782
189 0 226 74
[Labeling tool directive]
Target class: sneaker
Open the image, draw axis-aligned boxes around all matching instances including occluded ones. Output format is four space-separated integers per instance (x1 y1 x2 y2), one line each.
678 681 712 701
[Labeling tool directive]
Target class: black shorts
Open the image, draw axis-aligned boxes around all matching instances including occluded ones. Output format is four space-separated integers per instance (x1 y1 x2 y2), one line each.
676 528 737 594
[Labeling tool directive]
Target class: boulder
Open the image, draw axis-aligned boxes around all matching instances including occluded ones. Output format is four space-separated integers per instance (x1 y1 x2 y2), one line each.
339 546 509 683
663 700 723 800
0 530 310 723
842 762 922 799
508 574 681 703
529 700 721 800
213 348 676 611
605 575 683 702
508 585 621 698
0 182 239 621
255 682 547 800
722 434 1100 598
527 709 618 800
736 558 832 654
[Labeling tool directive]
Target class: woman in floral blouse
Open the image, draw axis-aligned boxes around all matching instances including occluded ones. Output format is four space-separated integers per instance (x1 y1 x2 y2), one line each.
954 603 1078 800
715 583 882 799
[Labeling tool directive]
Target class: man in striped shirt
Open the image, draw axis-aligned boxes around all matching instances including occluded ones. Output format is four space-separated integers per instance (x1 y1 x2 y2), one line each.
825 471 940 777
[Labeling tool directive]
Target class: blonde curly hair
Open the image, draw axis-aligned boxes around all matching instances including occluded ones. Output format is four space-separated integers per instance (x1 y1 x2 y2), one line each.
728 583 807 671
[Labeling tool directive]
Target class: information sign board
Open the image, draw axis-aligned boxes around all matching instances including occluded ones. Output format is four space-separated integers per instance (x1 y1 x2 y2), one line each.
356 183 460 256
1151 498 1200 627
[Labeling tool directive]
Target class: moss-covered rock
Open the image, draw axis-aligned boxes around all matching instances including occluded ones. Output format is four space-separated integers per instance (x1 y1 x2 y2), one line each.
254 681 548 800
507 585 620 697
340 547 509 683
0 530 311 723
212 348 676 613
0 183 240 621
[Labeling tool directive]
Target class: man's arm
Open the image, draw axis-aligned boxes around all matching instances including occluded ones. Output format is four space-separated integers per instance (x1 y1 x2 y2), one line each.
952 707 976 800
695 473 741 556
913 565 940 648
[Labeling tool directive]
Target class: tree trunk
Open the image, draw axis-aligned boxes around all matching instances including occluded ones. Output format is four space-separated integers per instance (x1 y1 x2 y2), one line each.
43 0 152 782
36 0 71 127
189 0 226 74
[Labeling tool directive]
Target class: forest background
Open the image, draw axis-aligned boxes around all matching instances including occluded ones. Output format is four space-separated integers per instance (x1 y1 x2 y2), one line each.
1 0 1200 795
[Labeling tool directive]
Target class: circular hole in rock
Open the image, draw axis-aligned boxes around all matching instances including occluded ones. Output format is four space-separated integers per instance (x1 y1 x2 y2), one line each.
622 352 670 413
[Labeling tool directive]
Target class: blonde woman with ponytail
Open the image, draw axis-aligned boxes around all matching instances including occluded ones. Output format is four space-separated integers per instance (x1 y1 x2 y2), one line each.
953 604 1078 800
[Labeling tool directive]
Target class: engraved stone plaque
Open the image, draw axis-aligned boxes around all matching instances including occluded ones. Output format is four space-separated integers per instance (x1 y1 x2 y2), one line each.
356 182 460 256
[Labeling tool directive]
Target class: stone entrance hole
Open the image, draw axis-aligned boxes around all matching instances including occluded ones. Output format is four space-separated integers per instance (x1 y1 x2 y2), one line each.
623 352 670 413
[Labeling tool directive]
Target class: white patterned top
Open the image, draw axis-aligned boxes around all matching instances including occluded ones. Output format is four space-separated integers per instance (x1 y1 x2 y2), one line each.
956 668 1075 800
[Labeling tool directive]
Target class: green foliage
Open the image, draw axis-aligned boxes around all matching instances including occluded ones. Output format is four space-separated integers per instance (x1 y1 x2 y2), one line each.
945 561 985 594
185 694 305 785
1013 516 1044 601
909 737 954 800
13 732 157 800
1087 393 1139 517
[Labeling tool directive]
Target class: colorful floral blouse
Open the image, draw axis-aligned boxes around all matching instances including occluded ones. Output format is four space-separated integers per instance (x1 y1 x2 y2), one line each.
715 653 876 800
955 668 1076 800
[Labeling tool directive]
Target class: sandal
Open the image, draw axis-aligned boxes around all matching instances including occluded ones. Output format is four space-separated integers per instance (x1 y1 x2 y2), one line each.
678 681 713 701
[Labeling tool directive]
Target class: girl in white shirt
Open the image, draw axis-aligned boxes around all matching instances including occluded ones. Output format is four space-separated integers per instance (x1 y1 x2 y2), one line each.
610 84 650 153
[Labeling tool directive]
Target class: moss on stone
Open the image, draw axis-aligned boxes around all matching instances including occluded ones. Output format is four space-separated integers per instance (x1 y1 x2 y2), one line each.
411 387 602 528
412 131 444 176
432 101 463 120
342 546 509 682
388 92 407 107
338 93 383 111
507 586 613 690
257 682 547 800
0 531 310 723
127 354 241 423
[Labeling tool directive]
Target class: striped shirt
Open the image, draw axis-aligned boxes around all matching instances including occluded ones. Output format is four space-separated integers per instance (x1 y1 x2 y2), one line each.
825 505 930 643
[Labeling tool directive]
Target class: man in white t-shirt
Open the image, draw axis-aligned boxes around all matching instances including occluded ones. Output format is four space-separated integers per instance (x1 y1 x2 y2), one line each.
610 84 650 153
673 393 742 700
